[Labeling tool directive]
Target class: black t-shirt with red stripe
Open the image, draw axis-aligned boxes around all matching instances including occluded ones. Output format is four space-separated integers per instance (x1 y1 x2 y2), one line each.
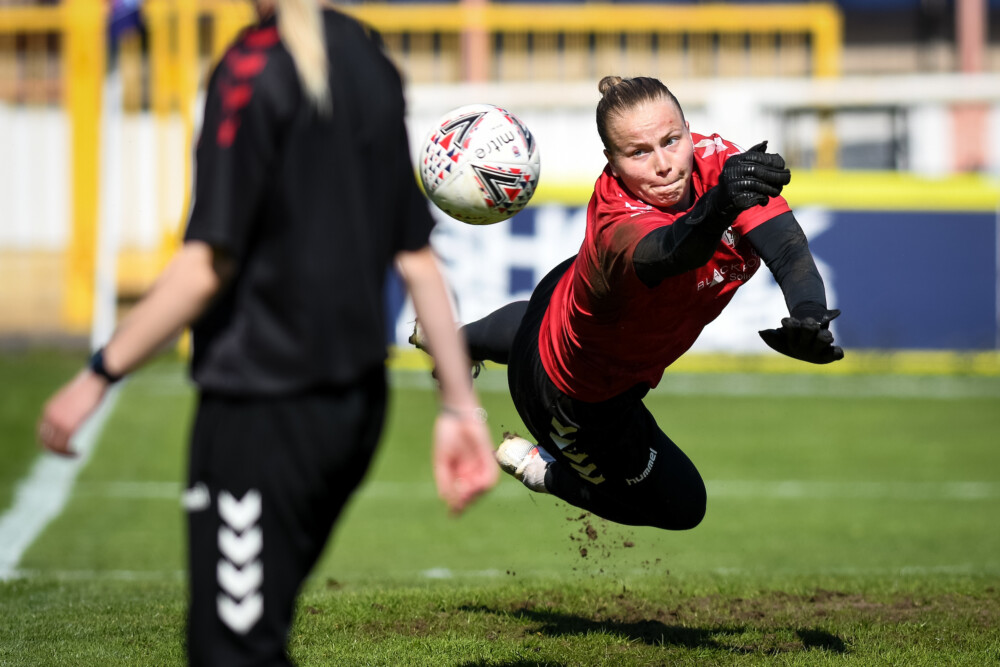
185 10 434 394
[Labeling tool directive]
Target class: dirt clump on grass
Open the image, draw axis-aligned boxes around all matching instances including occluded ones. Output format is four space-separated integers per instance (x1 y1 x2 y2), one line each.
472 589 999 655
561 589 1000 630
565 511 642 561
350 589 999 659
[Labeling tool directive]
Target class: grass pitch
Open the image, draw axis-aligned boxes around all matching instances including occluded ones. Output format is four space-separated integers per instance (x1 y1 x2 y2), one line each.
1 352 998 665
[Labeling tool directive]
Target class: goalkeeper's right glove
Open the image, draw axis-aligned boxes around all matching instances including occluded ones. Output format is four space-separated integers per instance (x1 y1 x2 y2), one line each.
684 141 792 230
716 141 791 215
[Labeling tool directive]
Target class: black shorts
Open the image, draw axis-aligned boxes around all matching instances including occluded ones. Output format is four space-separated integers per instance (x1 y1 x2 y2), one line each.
185 370 386 666
508 258 706 530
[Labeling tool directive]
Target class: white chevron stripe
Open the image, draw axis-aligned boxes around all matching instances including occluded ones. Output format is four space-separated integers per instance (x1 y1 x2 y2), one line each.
217 559 263 600
218 490 262 532
550 417 577 437
217 591 263 635
569 462 598 476
550 434 573 450
580 474 606 485
550 417 578 450
218 526 262 567
182 483 210 512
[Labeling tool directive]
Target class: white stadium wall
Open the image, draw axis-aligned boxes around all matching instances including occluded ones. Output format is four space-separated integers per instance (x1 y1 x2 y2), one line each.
2 75 999 349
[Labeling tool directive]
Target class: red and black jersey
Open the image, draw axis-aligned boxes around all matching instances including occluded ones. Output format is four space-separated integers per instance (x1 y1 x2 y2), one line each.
539 133 790 402
185 11 434 394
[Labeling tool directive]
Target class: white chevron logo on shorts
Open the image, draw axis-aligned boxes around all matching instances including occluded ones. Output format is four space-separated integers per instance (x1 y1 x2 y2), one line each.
550 417 578 450
570 462 599 477
217 592 263 635
218 490 262 532
216 488 264 634
218 526 262 566
182 482 211 512
217 559 264 600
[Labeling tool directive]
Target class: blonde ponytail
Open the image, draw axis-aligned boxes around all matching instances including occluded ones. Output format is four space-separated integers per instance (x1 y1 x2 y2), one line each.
276 0 331 113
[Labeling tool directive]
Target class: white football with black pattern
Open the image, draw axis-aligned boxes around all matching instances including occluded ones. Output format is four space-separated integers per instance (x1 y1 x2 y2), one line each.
419 104 540 225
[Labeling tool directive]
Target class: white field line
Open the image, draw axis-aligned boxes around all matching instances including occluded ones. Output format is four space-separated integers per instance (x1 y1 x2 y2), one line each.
388 369 1000 399
0 386 122 580
12 568 185 582
131 368 1000 400
415 564 1000 579
10 563 1000 583
706 480 1000 500
66 479 1000 502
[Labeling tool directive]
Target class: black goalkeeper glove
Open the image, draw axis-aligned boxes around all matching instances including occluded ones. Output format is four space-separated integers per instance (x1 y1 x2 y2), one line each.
687 141 792 229
716 141 791 215
721 141 791 210
758 309 844 364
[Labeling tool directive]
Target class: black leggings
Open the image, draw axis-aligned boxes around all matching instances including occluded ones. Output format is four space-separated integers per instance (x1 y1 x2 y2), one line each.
462 257 706 530
463 301 530 365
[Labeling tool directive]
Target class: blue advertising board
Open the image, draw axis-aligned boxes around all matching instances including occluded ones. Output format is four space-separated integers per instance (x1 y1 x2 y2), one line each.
388 205 998 352
809 211 997 349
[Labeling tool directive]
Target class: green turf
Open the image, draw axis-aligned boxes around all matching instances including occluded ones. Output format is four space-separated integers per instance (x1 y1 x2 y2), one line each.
0 349 89 512
1 356 999 665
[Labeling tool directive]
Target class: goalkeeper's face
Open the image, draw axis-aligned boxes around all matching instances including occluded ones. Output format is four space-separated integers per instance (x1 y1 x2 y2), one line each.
604 98 693 210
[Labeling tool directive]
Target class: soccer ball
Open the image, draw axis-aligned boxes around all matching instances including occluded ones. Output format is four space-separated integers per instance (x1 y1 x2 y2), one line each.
419 104 540 225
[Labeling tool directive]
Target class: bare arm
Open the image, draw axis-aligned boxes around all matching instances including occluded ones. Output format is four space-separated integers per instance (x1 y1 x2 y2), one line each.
396 247 478 413
105 241 231 375
396 246 498 513
38 241 230 455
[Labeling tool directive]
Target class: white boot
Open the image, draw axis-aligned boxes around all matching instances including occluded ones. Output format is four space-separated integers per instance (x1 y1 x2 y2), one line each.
495 435 549 494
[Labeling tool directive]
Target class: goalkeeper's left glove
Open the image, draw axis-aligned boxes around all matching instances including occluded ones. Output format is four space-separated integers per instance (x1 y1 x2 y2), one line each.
758 309 844 364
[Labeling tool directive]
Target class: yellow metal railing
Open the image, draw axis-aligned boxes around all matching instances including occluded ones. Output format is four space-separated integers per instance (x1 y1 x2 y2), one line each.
0 0 105 333
0 0 255 333
345 3 843 82
0 0 842 334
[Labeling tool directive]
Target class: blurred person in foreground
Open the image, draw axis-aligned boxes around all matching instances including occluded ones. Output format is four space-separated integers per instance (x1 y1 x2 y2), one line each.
415 75 842 531
37 0 498 663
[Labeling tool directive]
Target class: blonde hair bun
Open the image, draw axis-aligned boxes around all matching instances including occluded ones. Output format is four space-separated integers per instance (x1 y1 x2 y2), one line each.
598 76 624 97
594 76 682 151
